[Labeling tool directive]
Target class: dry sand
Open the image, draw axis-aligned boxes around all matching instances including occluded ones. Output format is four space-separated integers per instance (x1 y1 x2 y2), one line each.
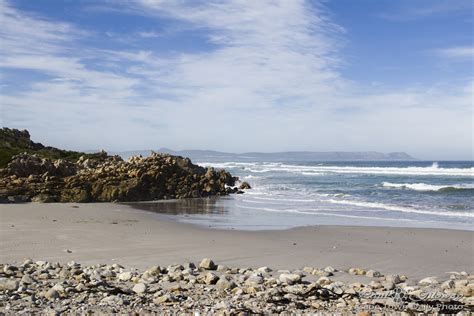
0 202 472 281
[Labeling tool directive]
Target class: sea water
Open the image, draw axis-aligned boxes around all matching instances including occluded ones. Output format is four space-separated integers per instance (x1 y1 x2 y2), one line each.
132 161 474 231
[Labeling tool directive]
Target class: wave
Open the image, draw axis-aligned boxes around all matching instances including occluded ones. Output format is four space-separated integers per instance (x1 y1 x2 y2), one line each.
382 182 474 192
199 161 474 177
325 199 473 218
236 205 418 222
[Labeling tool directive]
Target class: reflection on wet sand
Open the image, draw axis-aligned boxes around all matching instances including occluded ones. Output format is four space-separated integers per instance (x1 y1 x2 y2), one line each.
123 197 228 216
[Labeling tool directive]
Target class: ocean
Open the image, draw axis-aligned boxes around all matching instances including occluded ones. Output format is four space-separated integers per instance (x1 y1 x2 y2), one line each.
133 160 474 231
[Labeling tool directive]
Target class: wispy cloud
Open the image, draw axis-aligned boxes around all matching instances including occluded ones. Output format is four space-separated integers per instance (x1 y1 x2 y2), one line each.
0 0 472 159
376 0 472 21
436 46 474 60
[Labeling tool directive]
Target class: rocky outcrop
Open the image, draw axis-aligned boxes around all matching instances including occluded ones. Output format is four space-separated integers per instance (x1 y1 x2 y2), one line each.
0 129 245 203
0 152 241 203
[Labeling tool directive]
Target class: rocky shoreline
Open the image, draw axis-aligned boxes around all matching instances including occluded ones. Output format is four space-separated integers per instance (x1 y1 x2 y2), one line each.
0 259 472 314
0 128 248 203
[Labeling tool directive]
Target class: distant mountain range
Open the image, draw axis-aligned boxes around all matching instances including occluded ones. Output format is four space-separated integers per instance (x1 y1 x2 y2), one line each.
117 148 416 162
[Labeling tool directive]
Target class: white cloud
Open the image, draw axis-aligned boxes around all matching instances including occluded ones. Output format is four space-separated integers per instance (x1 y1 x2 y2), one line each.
0 0 472 159
437 46 474 60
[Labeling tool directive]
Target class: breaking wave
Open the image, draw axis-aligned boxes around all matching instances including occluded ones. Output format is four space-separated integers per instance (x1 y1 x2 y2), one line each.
199 161 474 177
382 182 474 192
325 199 473 218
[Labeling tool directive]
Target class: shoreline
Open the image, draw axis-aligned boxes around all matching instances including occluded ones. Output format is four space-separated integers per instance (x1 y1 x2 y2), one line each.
1 202 472 280
1 202 473 313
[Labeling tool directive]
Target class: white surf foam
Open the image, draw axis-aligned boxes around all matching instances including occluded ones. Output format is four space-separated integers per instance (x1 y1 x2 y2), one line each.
382 182 474 191
325 199 474 218
236 205 418 222
199 161 474 177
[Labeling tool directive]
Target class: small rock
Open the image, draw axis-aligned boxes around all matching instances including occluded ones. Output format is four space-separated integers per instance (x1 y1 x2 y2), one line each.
385 274 402 284
257 266 272 273
239 182 251 189
52 283 65 293
303 266 314 273
317 276 332 286
20 275 35 285
153 294 175 304
101 295 124 306
245 273 264 286
419 277 438 286
279 273 302 285
118 271 133 281
366 270 382 278
204 272 219 285
382 281 395 290
441 279 455 289
45 288 59 300
199 258 217 270
348 268 366 276
132 283 147 294
216 265 229 272
216 277 236 291
0 278 19 291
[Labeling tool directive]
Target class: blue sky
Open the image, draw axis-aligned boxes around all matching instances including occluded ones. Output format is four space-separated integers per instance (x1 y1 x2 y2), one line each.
0 0 472 159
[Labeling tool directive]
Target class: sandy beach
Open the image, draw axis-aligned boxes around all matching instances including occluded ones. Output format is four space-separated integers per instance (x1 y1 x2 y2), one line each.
1 202 472 281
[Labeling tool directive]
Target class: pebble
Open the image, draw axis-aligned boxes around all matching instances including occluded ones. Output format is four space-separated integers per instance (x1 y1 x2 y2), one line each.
132 283 147 294
366 269 382 278
419 276 438 285
0 278 19 291
385 274 402 284
118 271 133 281
279 273 302 285
348 268 366 276
45 288 59 300
199 258 217 270
0 260 470 314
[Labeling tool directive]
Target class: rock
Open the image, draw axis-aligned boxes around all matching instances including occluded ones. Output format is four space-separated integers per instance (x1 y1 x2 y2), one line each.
216 277 236 291
31 194 55 203
216 265 229 272
245 273 264 286
0 129 241 203
348 268 366 276
369 281 383 289
324 266 336 273
279 273 302 285
239 182 251 189
132 283 147 294
118 271 133 281
0 278 19 291
366 270 382 278
153 294 175 305
385 274 402 284
257 266 272 273
303 267 314 273
317 277 332 286
101 295 124 306
45 288 59 300
441 280 455 289
52 283 65 293
203 272 219 285
382 281 395 290
199 258 217 270
312 269 333 277
20 275 34 285
419 277 438 285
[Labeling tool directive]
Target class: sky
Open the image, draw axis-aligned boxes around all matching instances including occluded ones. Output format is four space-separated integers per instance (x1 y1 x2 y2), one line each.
0 0 472 160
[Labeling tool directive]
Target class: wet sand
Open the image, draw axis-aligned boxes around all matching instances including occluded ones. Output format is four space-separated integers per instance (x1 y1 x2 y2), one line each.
0 202 472 281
